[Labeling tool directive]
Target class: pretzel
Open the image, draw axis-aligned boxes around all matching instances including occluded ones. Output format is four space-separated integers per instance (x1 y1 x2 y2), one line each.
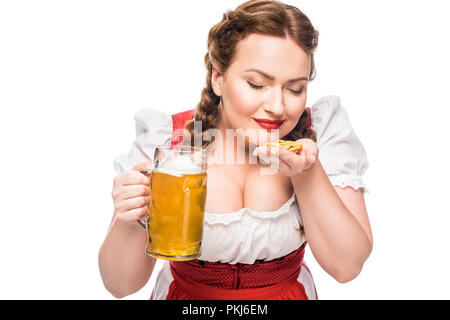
265 140 303 154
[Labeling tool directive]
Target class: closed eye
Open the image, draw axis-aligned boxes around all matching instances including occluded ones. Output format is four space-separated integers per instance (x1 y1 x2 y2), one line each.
248 81 304 95
247 81 263 89
289 87 304 95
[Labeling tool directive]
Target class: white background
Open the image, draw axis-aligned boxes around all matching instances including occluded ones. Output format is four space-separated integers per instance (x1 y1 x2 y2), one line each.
1 0 449 299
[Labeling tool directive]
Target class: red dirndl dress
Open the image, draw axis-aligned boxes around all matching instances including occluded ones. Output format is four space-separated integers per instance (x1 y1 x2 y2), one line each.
160 108 315 300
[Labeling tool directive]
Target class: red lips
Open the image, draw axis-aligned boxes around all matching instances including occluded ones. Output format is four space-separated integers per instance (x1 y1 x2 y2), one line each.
253 118 285 130
253 118 285 124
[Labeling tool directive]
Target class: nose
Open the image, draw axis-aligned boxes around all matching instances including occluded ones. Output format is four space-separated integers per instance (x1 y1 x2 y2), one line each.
262 86 284 117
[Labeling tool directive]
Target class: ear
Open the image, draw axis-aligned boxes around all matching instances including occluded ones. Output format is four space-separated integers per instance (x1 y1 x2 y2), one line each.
211 66 223 97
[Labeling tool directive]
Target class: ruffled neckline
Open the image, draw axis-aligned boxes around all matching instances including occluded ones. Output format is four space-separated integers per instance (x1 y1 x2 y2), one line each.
204 192 297 226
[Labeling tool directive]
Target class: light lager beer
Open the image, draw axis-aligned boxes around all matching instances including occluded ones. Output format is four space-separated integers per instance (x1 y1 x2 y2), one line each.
144 145 208 261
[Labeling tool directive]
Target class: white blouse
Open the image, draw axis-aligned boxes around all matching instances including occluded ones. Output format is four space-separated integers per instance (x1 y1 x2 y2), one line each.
113 95 369 265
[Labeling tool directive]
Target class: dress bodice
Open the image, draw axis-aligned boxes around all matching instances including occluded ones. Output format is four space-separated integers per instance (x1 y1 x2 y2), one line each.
200 192 305 264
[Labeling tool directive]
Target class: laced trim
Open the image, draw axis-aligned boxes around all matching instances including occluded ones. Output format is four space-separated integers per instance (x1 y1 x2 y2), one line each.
328 174 369 194
204 193 297 226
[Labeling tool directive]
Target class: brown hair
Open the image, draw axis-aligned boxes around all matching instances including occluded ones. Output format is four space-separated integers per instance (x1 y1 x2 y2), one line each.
184 0 319 148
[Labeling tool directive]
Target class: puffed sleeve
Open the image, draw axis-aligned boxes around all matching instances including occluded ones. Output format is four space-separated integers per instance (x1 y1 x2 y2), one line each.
311 96 369 193
113 108 173 173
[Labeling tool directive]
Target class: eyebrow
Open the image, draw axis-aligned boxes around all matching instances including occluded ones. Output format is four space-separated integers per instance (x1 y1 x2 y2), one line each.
244 68 309 83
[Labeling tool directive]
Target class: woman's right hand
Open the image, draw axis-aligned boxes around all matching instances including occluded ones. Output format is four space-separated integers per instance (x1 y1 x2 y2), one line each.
111 161 153 225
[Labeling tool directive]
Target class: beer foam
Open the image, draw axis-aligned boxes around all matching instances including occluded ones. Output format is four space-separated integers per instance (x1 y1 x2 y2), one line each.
155 155 205 176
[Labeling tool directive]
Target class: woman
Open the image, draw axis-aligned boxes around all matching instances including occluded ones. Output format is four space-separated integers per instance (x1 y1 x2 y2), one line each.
99 0 372 300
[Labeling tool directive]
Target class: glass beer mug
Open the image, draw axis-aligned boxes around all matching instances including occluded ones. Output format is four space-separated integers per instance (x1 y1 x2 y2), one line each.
139 145 208 261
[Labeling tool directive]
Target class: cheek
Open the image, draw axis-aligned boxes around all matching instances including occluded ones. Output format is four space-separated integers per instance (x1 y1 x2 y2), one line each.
284 103 307 133
226 81 259 116
286 93 307 111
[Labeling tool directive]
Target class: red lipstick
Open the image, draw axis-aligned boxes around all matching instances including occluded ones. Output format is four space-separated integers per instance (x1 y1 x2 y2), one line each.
253 118 285 130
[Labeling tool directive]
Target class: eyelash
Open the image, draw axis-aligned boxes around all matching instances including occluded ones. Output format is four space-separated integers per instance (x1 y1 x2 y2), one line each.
247 81 304 95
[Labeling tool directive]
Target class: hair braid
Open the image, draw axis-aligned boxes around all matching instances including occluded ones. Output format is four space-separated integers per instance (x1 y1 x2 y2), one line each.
183 53 221 148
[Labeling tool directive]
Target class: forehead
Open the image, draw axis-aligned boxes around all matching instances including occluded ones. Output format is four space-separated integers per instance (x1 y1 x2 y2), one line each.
230 33 310 78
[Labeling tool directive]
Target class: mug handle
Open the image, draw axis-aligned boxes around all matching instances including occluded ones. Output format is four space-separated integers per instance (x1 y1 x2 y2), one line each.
137 218 148 230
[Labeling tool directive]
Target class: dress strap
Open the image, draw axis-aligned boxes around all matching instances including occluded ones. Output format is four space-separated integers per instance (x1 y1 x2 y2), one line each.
170 109 194 147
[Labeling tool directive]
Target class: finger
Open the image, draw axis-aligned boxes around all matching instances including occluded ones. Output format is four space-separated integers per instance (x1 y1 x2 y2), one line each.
308 153 317 163
133 160 153 174
305 147 318 163
278 147 296 161
280 148 314 175
299 151 316 170
129 205 149 220
266 148 293 172
125 170 151 186
116 206 149 223
254 146 270 164
279 147 305 168
298 140 318 162
257 145 280 158
117 185 151 201
116 196 150 212
278 159 292 173
114 171 149 187
258 146 290 168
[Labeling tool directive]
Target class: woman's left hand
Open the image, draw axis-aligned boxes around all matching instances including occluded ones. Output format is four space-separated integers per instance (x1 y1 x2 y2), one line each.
253 139 319 177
